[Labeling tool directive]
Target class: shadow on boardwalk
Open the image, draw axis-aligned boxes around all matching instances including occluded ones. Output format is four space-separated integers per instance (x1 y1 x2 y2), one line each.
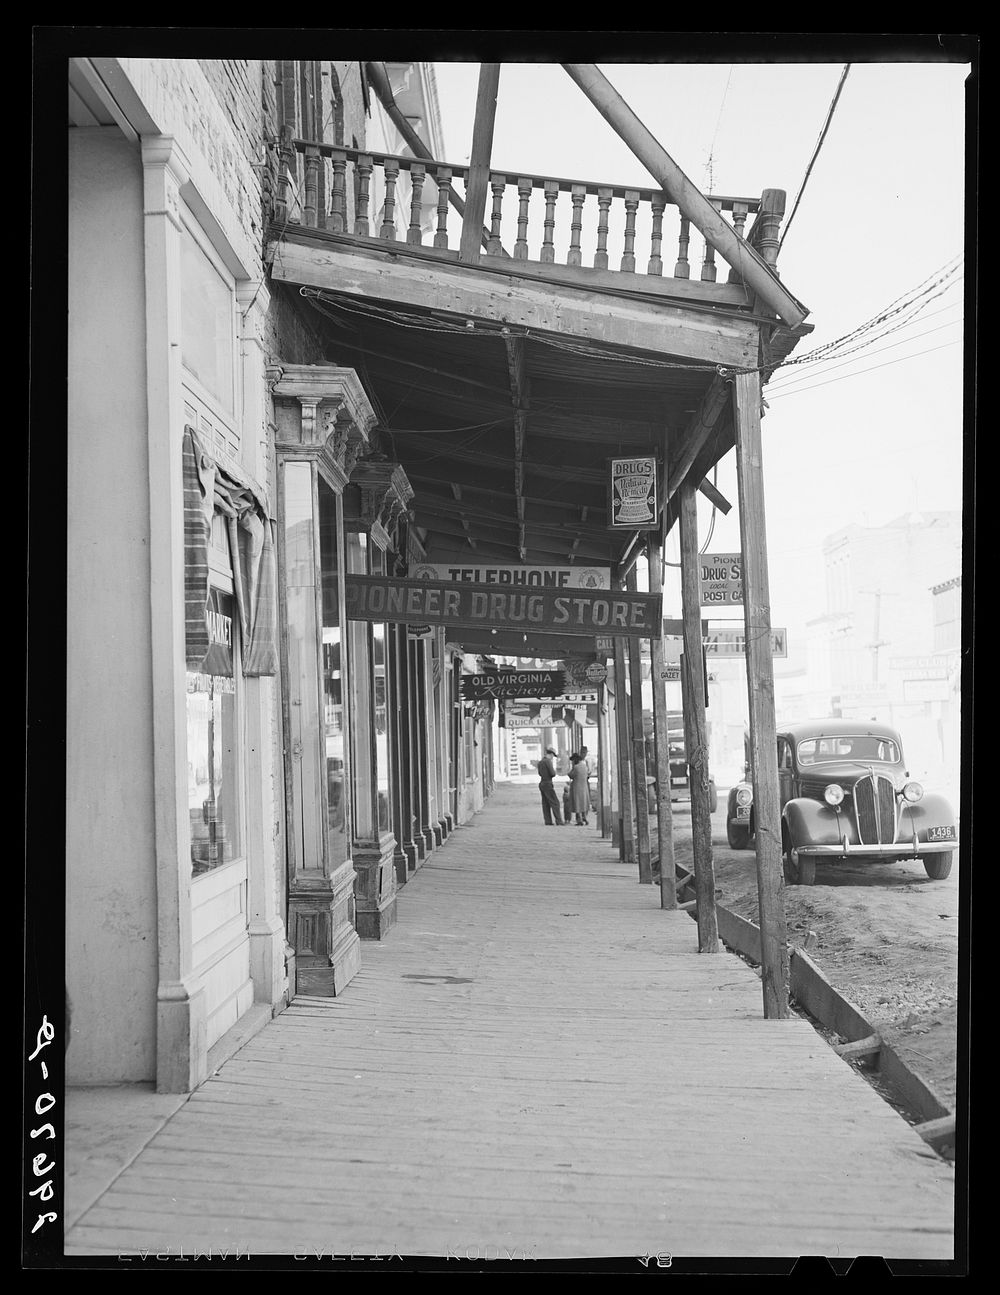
65 782 954 1261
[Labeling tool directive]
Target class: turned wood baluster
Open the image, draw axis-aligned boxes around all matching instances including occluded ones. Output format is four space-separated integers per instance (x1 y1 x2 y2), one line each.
727 200 749 283
406 162 425 245
594 187 613 269
567 185 586 266
756 188 786 270
540 180 559 263
514 177 532 260
303 145 320 227
380 159 400 240
674 215 691 278
700 201 722 281
274 124 295 223
354 154 373 237
487 176 505 256
434 167 452 249
621 189 640 272
327 148 348 232
647 195 665 275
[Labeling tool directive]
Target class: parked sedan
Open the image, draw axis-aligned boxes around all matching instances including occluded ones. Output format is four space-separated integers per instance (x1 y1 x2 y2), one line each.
725 719 957 884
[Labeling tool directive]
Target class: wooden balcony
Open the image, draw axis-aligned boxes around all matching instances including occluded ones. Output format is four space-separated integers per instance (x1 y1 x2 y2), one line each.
266 135 811 579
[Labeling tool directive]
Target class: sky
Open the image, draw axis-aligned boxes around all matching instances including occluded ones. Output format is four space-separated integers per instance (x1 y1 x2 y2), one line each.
428 56 970 657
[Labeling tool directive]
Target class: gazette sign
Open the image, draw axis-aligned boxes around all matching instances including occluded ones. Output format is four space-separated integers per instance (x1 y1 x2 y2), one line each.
345 575 662 639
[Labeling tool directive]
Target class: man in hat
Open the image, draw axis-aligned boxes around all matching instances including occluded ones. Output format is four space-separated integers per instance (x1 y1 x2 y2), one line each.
537 746 565 825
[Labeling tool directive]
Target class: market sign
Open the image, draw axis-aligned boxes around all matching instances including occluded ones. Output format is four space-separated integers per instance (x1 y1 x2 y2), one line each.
703 626 787 657
461 669 565 700
345 575 662 639
700 553 743 606
608 456 658 530
412 563 611 590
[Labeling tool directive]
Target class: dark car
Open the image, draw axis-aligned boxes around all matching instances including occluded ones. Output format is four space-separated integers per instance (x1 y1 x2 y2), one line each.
725 719 957 885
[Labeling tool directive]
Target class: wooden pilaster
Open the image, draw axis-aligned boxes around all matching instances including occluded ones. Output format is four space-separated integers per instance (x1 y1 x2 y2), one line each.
611 635 636 864
679 483 719 952
626 567 653 884
733 369 790 1016
647 533 677 908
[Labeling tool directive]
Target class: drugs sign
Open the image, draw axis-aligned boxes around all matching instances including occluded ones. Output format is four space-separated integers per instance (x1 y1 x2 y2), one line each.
608 456 658 530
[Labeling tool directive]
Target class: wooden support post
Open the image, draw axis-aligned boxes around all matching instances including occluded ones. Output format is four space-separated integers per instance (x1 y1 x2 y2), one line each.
679 483 719 952
733 369 790 1017
597 686 612 837
460 63 501 264
647 533 676 908
611 635 636 865
626 567 652 884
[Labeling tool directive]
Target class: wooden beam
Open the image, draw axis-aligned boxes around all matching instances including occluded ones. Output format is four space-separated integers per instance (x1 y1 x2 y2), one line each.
733 368 789 1018
679 482 719 953
407 473 608 515
626 567 653 885
503 331 530 560
698 477 732 515
665 377 732 505
647 532 676 908
561 64 809 328
460 64 501 263
271 238 760 368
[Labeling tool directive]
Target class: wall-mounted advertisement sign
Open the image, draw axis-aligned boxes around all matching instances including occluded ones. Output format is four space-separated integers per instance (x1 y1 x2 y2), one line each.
704 626 787 657
461 669 565 700
700 553 744 606
412 563 611 590
345 575 661 639
608 456 658 530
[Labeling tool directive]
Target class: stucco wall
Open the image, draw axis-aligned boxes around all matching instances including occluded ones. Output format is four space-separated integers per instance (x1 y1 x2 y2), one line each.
67 128 158 1082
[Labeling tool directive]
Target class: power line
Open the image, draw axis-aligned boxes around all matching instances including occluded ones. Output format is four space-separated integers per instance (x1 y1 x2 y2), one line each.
766 338 960 401
779 64 851 254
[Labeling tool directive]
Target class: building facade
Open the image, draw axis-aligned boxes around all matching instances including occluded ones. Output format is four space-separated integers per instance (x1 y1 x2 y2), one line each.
67 56 491 1093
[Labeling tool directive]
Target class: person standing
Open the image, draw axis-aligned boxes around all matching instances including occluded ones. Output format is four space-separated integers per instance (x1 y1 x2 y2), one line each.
538 746 565 825
569 752 591 825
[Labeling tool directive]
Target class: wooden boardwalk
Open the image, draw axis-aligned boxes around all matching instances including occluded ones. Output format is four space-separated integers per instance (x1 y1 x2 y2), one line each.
65 782 954 1260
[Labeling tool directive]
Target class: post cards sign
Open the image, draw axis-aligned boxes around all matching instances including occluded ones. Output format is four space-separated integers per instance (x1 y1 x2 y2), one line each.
608 456 658 530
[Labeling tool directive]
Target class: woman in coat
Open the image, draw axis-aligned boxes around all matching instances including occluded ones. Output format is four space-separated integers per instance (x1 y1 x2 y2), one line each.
568 752 591 826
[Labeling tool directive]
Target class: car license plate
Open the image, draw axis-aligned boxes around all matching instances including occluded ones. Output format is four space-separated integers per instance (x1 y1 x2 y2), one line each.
927 825 956 841
735 806 750 820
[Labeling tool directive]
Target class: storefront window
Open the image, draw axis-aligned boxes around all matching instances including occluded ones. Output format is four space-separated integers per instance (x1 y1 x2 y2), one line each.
370 546 392 835
179 220 236 416
346 533 375 840
187 587 241 874
319 479 350 866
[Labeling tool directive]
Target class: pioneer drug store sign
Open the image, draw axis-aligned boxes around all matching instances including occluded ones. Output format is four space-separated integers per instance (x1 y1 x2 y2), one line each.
700 553 744 606
345 575 661 639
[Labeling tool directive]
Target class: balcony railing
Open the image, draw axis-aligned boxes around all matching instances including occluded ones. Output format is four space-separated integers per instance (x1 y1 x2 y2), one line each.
277 137 784 288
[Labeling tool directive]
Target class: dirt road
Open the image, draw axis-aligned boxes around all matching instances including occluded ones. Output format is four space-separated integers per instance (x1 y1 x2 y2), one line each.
664 800 961 1112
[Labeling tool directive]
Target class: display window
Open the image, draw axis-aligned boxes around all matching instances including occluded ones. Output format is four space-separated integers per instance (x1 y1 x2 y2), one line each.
370 546 392 835
319 478 350 866
186 586 243 874
346 533 375 840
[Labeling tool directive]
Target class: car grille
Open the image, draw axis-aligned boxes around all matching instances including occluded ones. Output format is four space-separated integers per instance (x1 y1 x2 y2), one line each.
854 774 897 845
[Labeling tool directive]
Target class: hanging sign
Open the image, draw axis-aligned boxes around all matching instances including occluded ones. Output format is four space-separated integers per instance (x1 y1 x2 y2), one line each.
200 588 235 677
584 661 608 684
608 456 658 530
412 563 611 590
700 553 744 606
345 575 662 639
704 626 787 658
461 669 565 700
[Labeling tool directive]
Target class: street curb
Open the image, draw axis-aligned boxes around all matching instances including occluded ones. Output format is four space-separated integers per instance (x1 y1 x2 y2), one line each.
676 884 955 1155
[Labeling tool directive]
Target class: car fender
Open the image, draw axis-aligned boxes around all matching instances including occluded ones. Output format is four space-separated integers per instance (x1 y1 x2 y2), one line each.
783 797 845 849
726 781 752 822
897 791 957 840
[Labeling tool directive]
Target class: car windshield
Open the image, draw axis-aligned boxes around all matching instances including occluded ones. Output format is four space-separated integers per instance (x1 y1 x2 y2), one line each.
796 735 901 765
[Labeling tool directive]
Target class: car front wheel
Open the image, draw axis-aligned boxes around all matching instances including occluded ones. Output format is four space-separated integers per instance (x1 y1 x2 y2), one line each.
923 852 954 880
784 844 816 886
727 820 751 849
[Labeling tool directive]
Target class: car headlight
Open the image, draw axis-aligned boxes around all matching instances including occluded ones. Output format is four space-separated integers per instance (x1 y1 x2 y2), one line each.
824 784 845 807
735 787 753 807
902 780 924 803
